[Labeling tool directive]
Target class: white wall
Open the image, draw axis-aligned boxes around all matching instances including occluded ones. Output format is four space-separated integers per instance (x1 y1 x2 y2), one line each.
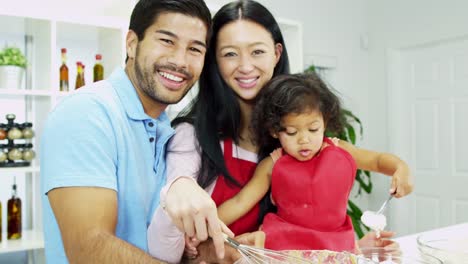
0 0 135 20
366 0 468 223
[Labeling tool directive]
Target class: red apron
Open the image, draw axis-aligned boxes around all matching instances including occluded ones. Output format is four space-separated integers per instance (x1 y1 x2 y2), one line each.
211 138 260 235
263 137 356 251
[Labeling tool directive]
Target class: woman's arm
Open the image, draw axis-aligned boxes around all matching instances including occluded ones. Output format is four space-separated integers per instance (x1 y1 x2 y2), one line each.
217 157 274 225
150 123 230 261
338 140 413 197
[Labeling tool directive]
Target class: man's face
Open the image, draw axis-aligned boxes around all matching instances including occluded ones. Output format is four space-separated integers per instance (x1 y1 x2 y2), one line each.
128 12 207 106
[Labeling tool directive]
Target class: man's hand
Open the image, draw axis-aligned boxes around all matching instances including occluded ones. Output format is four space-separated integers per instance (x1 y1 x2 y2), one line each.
165 177 234 259
185 231 265 264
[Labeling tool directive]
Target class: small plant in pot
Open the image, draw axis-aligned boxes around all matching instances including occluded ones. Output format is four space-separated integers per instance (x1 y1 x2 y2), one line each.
0 46 27 89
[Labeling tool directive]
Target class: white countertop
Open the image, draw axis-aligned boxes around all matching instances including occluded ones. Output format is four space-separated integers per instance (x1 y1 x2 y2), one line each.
394 222 468 262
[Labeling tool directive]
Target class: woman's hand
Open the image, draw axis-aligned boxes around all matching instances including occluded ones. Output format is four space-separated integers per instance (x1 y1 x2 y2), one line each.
164 177 234 260
390 162 413 198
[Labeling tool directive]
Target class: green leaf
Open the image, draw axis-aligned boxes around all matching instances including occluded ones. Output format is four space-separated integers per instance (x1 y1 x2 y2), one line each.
346 124 356 144
305 64 316 72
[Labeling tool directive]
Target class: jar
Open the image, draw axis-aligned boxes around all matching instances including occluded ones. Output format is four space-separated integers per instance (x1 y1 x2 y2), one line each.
7 127 23 140
22 123 34 139
22 149 35 161
8 148 23 161
0 150 7 162
0 124 7 140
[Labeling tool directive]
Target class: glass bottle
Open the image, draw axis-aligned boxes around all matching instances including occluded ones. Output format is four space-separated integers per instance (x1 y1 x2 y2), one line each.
93 54 104 82
59 48 69 91
75 62 84 90
81 64 86 86
7 178 22 239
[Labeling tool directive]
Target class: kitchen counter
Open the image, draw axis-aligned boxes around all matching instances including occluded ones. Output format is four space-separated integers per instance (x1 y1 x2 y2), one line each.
394 222 468 262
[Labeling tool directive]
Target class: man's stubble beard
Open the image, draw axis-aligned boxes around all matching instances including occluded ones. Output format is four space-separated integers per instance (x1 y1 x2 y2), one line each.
134 48 193 105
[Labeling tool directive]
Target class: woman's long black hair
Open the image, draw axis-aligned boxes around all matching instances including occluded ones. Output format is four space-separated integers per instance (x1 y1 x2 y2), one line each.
173 0 290 188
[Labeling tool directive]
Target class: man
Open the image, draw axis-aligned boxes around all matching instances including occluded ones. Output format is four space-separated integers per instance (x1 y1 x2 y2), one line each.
40 0 222 262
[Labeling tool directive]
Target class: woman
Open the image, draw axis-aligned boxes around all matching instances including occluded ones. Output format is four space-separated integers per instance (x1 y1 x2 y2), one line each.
148 0 411 263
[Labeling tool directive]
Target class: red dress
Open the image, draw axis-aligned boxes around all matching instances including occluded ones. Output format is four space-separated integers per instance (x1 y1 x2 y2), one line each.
211 138 260 235
262 137 356 251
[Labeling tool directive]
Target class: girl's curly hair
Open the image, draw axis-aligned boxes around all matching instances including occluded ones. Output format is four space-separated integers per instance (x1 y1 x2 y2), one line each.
252 72 344 160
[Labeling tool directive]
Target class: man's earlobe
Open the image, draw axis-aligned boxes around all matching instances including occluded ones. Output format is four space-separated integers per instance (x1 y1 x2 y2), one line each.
126 30 138 59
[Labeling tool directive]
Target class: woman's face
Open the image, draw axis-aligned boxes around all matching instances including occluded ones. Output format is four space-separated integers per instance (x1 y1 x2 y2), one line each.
216 20 282 102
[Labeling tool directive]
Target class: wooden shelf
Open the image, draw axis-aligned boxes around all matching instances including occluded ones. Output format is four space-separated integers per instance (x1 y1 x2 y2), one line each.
0 230 44 254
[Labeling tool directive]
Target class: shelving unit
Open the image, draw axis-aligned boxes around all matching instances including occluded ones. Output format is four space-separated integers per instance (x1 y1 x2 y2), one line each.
0 10 126 261
0 230 44 254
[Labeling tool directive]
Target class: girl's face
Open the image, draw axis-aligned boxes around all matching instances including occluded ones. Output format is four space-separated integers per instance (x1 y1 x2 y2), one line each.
216 20 282 102
273 109 325 162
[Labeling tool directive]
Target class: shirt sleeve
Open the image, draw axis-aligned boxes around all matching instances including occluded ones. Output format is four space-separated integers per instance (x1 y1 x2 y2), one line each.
147 206 185 263
41 94 117 194
159 123 202 206
148 123 201 261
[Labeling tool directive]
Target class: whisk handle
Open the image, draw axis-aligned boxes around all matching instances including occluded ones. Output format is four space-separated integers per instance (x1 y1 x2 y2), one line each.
223 233 240 249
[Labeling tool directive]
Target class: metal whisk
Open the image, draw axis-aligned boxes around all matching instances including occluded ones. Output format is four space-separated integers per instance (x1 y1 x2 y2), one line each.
223 234 311 264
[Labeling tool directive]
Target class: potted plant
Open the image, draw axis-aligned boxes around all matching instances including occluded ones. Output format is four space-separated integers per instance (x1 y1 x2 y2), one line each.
0 46 27 89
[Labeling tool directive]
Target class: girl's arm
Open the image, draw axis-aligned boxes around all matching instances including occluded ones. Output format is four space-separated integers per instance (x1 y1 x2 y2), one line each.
337 140 413 198
217 157 274 226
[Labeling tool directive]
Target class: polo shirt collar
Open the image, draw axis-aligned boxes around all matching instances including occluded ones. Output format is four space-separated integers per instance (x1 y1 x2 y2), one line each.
108 67 152 121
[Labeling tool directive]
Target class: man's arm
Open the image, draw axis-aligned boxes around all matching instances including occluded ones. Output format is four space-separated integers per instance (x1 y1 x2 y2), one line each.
48 187 165 263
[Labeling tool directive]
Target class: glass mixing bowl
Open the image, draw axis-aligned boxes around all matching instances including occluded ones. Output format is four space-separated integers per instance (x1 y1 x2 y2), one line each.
233 249 375 263
417 228 468 264
359 247 442 264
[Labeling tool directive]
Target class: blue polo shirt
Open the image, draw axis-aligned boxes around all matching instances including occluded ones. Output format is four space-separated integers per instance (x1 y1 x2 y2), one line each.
41 68 174 263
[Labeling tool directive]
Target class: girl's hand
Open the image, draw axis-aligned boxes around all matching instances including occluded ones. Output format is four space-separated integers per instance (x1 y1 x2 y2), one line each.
390 163 413 198
235 230 266 248
357 230 399 251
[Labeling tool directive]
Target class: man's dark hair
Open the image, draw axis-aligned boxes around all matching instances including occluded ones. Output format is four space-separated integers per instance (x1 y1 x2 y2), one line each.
129 0 212 43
